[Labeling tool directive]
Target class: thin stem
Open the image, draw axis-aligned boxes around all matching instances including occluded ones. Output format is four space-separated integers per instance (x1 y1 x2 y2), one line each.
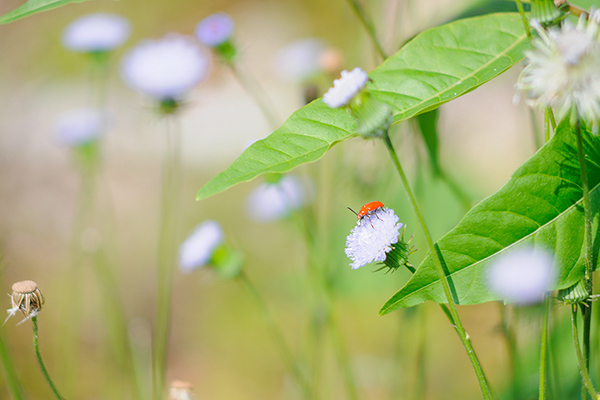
571 307 598 399
539 295 550 400
382 132 492 400
153 116 182 400
238 272 312 399
515 0 533 40
0 327 26 400
229 64 279 130
32 317 65 400
345 0 388 60
575 119 594 399
499 304 520 398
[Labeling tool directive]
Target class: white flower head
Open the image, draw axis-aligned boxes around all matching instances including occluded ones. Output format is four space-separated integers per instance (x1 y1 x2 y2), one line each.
195 13 234 47
274 38 326 82
487 247 556 305
323 67 369 108
121 34 210 101
54 108 105 146
517 13 600 128
345 207 403 270
246 175 313 222
62 13 130 52
179 221 224 273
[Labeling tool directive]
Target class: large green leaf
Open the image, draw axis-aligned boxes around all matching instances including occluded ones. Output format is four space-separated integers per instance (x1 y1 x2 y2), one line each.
380 123 600 315
0 0 89 24
196 13 528 200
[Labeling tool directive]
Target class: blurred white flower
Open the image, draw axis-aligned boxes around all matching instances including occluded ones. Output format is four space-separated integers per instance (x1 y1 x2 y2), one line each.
323 67 369 108
246 175 312 222
195 13 234 47
517 13 600 128
345 207 403 270
62 13 130 52
179 221 224 273
487 248 556 305
168 380 195 400
274 38 325 81
54 108 104 146
121 34 209 101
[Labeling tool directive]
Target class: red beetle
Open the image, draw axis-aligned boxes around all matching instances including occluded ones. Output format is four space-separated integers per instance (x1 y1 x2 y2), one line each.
348 201 385 220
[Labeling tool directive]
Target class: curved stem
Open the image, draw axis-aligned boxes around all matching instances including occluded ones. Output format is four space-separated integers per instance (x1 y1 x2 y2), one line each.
382 132 492 400
32 317 65 400
229 64 279 130
345 0 388 60
539 295 550 400
575 119 594 384
238 272 312 399
570 307 598 399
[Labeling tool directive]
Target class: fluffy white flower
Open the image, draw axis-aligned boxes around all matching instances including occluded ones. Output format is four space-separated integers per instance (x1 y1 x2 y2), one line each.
179 221 224 273
54 108 104 146
246 175 312 222
345 207 403 270
323 67 369 108
274 38 325 81
62 13 130 52
487 248 556 305
195 13 234 47
517 13 600 128
121 34 209 101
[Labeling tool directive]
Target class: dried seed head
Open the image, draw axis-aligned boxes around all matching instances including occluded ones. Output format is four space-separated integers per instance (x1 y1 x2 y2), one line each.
168 380 195 400
7 280 44 321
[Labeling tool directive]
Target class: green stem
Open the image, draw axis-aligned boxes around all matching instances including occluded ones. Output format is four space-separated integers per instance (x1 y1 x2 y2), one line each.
32 317 65 400
382 132 492 400
515 0 533 40
0 327 26 400
499 304 520 398
571 307 598 399
544 109 551 143
539 295 550 400
153 116 182 400
238 272 312 399
229 64 279 130
345 0 388 60
575 119 594 399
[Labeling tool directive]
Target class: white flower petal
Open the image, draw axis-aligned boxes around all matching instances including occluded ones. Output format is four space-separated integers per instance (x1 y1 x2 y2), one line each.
121 34 210 101
345 208 402 270
179 221 224 273
54 108 105 146
323 67 368 108
195 13 234 47
63 13 130 52
487 248 556 305
274 38 326 81
517 16 600 127
246 175 312 222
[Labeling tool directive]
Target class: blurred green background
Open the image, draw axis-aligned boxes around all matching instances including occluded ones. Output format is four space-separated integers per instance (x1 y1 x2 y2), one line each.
0 0 596 399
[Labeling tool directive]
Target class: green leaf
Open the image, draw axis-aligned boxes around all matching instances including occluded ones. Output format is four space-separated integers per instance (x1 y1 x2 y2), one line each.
0 0 89 24
197 13 528 201
380 123 600 315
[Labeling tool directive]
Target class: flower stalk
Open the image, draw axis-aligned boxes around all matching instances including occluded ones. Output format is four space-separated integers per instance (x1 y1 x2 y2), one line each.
381 131 492 400
345 0 388 60
153 116 183 400
539 295 550 400
570 307 598 399
33 316 65 400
